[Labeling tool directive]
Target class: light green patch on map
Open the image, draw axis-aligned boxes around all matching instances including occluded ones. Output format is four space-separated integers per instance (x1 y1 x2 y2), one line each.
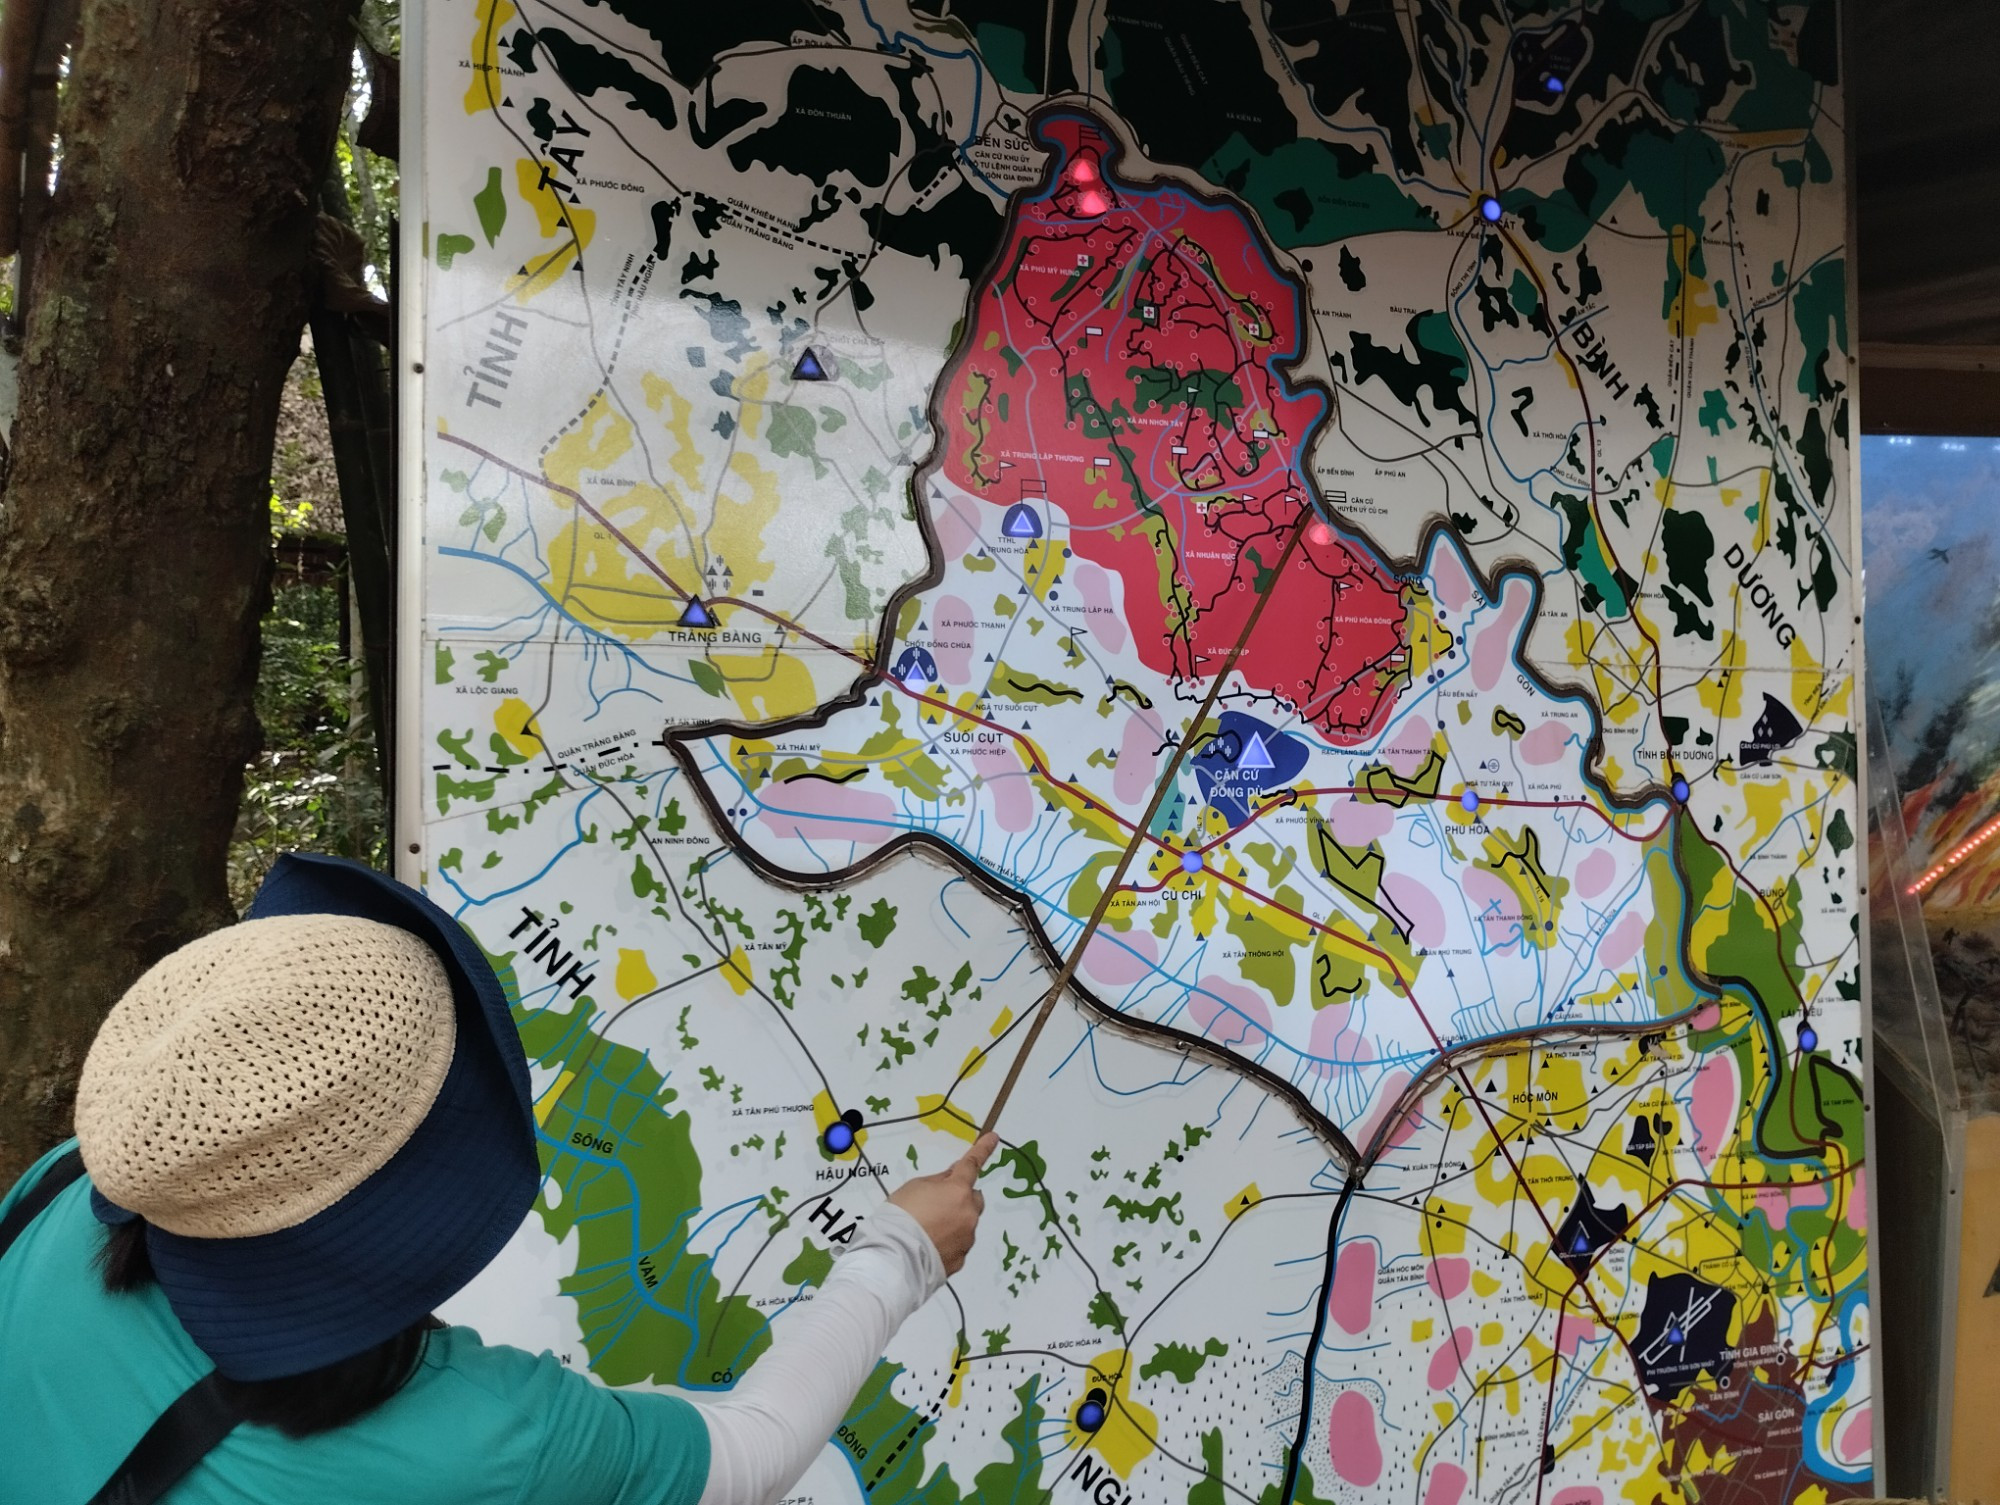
1223 903 1301 1006
767 405 826 477
474 166 507 245
435 232 475 269
435 645 456 684
857 897 898 947
1086 1291 1124 1333
1649 435 1676 479
781 1239 833 1289
1477 827 1570 951
992 659 1083 706
1508 271 1539 319
685 659 726 698
473 650 510 684
1697 389 1736 436
438 728 480 768
1140 1336 1226 1382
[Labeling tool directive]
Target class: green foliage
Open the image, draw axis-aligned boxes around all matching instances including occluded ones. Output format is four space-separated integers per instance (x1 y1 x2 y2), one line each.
229 582 385 909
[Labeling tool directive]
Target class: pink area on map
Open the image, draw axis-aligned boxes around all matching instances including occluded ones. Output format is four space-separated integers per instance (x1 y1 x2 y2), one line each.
1071 560 1126 654
966 739 1035 833
1834 1404 1872 1467
759 781 895 845
1557 1315 1600 1358
1574 848 1616 899
1519 719 1572 766
1328 1391 1382 1487
1848 1167 1868 1232
1551 1489 1603 1505
1329 797 1395 846
1472 577 1530 692
934 496 980 560
1422 1462 1468 1505
930 596 975 685
1383 873 1446 949
1356 1070 1420 1153
1463 865 1524 950
1080 928 1157 989
1190 974 1272 1051
1308 1000 1374 1067
1427 1327 1473 1390
1381 714 1436 777
1753 1183 1801 1230
1598 910 1646 969
1688 1051 1740 1164
1328 1242 1377 1335
1431 546 1473 613
1115 711 1163 806
1426 1257 1469 1300
1690 1000 1721 1031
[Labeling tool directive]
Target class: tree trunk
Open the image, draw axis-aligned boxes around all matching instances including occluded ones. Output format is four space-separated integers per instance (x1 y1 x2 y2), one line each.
0 0 357 1185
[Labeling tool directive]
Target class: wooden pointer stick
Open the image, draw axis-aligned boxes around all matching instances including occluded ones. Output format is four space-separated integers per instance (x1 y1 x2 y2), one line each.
980 516 1313 1133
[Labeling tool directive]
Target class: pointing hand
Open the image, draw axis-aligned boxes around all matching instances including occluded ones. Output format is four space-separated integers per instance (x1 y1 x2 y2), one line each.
887 1132 999 1276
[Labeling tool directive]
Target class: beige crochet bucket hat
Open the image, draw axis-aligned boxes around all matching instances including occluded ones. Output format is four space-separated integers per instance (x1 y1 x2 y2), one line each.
77 914 458 1239
72 853 540 1381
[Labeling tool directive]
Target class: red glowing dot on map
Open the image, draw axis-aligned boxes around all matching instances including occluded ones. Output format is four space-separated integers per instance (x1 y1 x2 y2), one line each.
1071 158 1099 185
1308 522 1333 546
1077 190 1110 216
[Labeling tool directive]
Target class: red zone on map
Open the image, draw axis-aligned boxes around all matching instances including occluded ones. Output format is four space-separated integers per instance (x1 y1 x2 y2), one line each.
936 114 1411 743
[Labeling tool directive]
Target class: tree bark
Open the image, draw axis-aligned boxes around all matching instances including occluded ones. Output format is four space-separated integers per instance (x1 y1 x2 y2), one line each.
0 0 358 1185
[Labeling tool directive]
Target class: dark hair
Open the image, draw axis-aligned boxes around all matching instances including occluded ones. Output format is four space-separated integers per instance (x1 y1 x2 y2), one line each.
98 1220 441 1438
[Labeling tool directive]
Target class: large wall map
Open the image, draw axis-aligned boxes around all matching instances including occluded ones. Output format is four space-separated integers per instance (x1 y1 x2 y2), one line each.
416 5 1869 1504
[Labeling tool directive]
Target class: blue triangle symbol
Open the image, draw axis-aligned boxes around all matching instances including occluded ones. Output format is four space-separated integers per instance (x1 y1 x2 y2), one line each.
1002 503 1043 539
793 349 830 381
679 598 714 628
1237 732 1275 770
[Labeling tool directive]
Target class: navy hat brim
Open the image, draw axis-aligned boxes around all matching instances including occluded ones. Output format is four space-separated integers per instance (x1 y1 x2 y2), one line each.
94 854 541 1382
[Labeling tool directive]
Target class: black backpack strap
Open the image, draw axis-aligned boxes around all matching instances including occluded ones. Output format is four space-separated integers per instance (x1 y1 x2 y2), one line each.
0 1147 242 1504
86 1371 242 1505
0 1145 85 1261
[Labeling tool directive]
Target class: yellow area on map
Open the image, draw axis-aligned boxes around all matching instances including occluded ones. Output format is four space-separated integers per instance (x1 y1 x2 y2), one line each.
461 0 515 115
1402 589 1454 679
811 1090 867 1155
506 159 597 302
614 949 657 1002
918 1047 988 1143
640 374 706 489
494 697 544 758
1667 226 1721 338
533 1069 575 1128
1065 1352 1158 1475
721 948 753 995
1224 1183 1261 1221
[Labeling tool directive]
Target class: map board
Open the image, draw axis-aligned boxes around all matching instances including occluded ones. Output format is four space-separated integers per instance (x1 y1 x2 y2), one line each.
406 5 1872 1504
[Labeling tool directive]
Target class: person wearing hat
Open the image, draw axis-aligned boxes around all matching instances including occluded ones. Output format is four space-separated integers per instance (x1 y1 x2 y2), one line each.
0 854 996 1504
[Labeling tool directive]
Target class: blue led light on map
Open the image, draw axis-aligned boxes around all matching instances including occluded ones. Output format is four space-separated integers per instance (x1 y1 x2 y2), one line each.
1545 74 1565 93
1077 1389 1108 1432
1799 1026 1818 1053
1672 777 1691 802
1479 196 1504 223
822 1121 855 1154
1181 851 1204 874
1461 789 1481 813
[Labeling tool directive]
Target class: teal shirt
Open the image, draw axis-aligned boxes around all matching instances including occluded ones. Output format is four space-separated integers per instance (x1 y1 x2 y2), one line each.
0 1142 711 1504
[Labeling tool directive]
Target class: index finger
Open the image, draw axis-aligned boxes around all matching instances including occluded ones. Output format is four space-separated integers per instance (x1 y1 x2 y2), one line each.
951 1131 1001 1180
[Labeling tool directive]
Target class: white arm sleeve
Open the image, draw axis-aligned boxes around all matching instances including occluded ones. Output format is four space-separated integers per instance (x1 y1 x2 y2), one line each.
693 1203 945 1505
